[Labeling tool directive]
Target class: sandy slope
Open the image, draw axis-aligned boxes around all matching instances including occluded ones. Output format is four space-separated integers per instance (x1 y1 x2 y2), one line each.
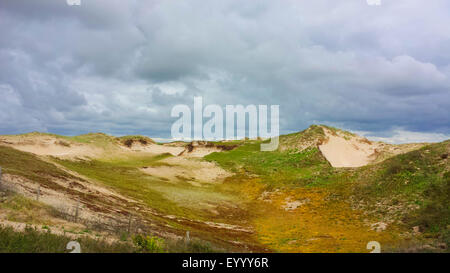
318 129 379 167
318 127 427 168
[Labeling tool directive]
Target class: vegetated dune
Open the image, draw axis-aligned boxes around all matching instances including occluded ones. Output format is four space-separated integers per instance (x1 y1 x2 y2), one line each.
0 134 103 159
177 141 224 157
0 132 238 160
0 145 171 240
0 133 255 252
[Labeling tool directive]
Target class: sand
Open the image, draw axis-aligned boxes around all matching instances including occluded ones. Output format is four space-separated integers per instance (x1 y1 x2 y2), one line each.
120 142 185 156
318 128 380 168
120 142 221 158
179 147 222 157
140 156 231 185
317 127 428 167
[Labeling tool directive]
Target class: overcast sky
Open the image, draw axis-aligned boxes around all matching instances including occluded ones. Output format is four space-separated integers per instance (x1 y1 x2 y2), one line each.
1 0 449 143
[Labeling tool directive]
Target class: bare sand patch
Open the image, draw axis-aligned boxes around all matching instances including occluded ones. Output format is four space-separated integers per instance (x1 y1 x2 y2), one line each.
318 127 427 167
179 146 222 157
318 129 380 167
119 143 185 156
140 156 230 185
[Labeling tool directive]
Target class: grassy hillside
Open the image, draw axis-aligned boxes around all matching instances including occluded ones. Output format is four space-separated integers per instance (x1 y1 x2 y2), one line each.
206 141 401 252
353 140 450 246
55 155 192 218
0 146 76 188
206 137 449 251
1 131 156 150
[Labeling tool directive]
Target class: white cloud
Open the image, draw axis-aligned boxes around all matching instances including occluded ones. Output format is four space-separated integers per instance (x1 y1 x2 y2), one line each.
355 129 450 144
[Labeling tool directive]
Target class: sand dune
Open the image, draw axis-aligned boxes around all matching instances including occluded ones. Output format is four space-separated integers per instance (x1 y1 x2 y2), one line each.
318 130 378 167
318 127 427 168
0 135 102 158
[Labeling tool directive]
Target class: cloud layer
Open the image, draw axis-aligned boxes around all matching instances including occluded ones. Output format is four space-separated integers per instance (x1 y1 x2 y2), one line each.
1 0 449 143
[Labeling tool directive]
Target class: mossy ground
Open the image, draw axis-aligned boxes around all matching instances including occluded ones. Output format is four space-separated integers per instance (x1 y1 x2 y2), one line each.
252 189 400 252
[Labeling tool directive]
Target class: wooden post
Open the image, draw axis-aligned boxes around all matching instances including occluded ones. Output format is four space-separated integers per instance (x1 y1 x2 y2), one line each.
128 214 132 234
0 166 2 189
74 199 80 222
185 231 190 243
36 185 40 201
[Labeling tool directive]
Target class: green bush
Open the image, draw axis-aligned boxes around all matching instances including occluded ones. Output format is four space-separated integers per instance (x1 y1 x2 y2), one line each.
132 234 165 253
414 172 450 242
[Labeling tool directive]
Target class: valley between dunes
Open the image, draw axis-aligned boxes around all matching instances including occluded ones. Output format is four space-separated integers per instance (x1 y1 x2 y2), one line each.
0 125 448 253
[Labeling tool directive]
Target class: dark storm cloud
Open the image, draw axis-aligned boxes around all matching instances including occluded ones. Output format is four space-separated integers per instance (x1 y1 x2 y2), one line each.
0 0 449 142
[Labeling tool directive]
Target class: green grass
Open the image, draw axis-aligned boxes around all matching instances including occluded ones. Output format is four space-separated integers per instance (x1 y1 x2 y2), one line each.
101 153 173 168
205 142 338 188
412 171 450 245
0 146 75 188
0 193 56 225
278 125 326 152
356 140 449 198
0 224 224 253
56 154 241 223
351 141 449 244
62 133 155 149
